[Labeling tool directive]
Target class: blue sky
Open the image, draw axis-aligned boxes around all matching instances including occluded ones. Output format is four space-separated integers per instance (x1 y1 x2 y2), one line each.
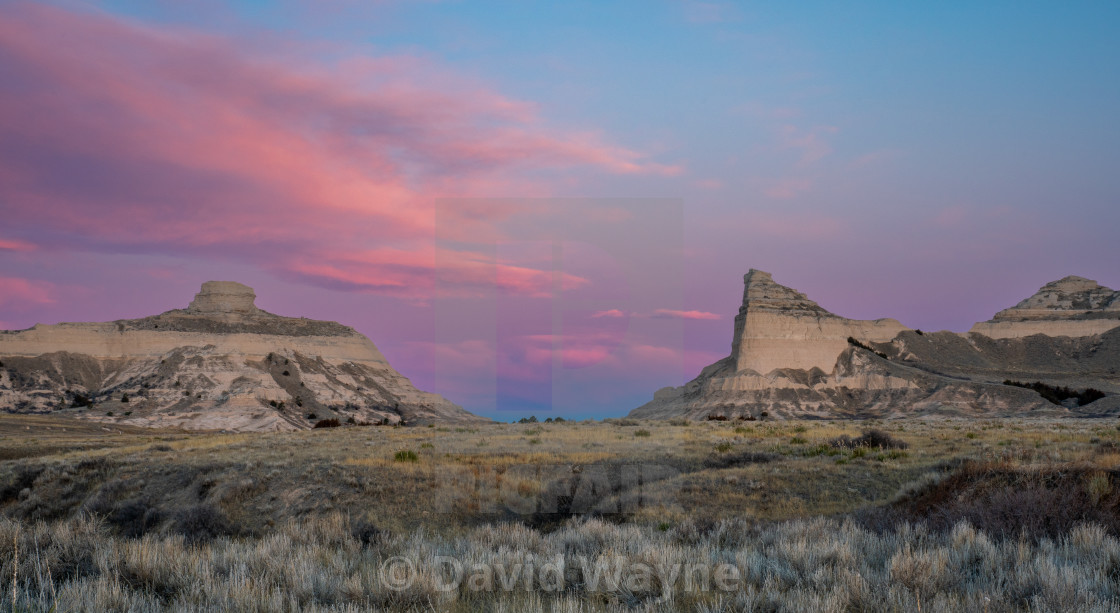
1 0 1118 419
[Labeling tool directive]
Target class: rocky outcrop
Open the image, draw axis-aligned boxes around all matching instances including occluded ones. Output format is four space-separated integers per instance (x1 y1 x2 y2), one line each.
730 269 907 373
186 281 261 315
0 282 487 430
630 270 1119 420
970 276 1120 339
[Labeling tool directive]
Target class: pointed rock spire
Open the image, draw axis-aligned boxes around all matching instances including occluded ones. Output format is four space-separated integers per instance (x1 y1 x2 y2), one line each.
740 268 830 316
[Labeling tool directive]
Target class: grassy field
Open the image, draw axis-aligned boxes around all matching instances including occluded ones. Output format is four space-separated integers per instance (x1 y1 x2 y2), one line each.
1 414 1119 611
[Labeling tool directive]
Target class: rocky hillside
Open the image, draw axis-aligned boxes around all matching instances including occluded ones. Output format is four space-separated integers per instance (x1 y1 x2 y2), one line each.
0 282 487 430
630 271 1119 420
970 275 1120 338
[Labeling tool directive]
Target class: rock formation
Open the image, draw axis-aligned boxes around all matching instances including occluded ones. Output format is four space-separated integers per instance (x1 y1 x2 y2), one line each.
630 270 1119 420
969 276 1120 339
730 269 908 374
187 281 261 315
0 282 487 431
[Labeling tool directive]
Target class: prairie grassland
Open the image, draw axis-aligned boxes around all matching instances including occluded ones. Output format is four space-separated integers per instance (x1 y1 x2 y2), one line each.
2 510 1119 612
1 414 1119 611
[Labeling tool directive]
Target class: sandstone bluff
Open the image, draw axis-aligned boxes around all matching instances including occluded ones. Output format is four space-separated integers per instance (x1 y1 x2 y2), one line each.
630 271 1120 420
0 281 487 430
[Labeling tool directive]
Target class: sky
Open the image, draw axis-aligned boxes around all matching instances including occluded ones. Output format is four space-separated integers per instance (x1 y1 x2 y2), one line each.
1 0 1118 420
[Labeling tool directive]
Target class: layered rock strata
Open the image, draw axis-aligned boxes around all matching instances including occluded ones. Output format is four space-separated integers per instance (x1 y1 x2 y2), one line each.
631 271 1119 420
969 276 1120 339
0 282 487 430
730 269 907 374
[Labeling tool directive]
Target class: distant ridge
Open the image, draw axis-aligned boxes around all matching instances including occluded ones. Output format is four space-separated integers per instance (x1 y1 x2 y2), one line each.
630 271 1119 420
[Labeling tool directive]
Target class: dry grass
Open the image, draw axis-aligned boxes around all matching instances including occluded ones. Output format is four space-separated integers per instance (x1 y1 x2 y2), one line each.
2 414 1120 610
1 513 1118 611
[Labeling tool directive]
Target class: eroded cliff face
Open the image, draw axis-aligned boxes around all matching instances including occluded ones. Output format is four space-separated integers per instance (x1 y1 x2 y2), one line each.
969 276 1120 339
0 282 487 430
631 271 1119 420
730 270 908 374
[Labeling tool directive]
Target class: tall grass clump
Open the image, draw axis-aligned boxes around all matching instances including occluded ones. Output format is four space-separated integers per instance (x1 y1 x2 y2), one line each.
393 450 419 463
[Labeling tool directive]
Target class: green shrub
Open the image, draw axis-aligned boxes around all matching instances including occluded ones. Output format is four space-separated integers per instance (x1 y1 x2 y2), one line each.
635 429 652 437
174 504 233 544
1087 472 1113 505
876 450 908 461
107 499 162 538
350 518 384 547
393 450 419 463
702 451 778 469
847 336 888 358
1003 380 1106 406
803 444 837 457
831 429 908 450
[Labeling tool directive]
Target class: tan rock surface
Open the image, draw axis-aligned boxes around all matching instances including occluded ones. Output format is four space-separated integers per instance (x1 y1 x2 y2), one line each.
0 282 487 430
631 270 1119 420
730 269 908 374
969 275 1120 339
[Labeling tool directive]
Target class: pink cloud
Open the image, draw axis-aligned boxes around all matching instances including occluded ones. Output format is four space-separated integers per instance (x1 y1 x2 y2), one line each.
0 277 55 308
585 308 723 321
524 343 614 370
0 3 673 298
512 332 687 371
0 239 35 252
284 246 588 299
651 309 721 320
